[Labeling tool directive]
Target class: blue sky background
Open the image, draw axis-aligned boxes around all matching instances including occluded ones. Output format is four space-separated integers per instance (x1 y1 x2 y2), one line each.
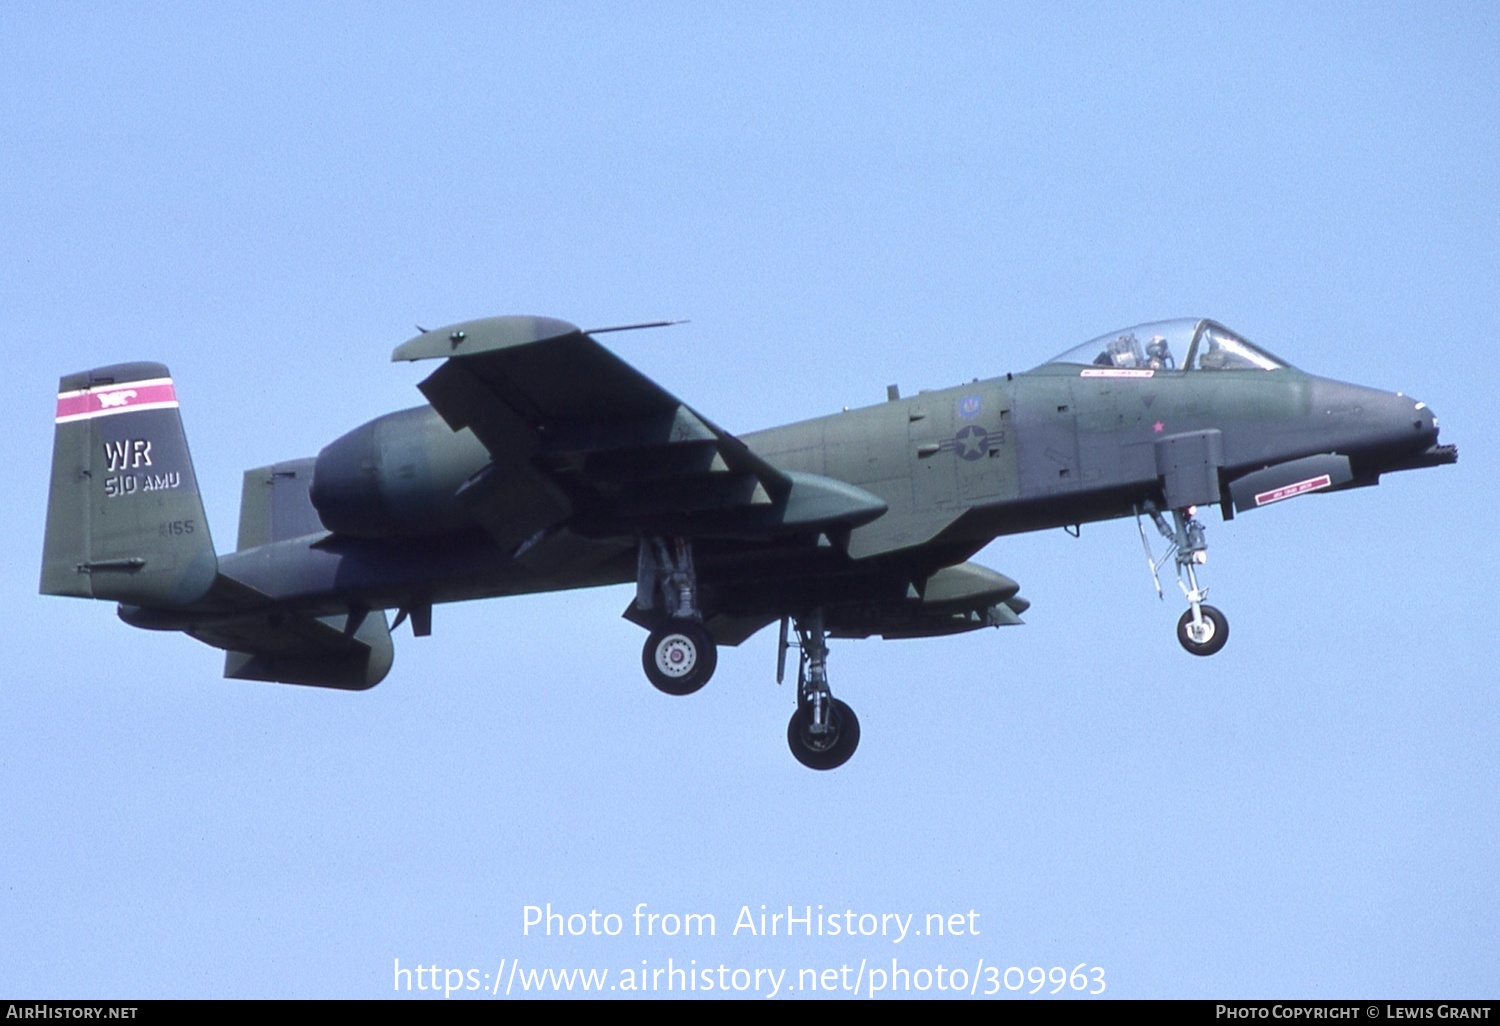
2 2 1495 999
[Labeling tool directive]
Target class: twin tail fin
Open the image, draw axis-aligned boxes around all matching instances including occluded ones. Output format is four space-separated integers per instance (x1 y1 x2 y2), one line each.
41 362 218 607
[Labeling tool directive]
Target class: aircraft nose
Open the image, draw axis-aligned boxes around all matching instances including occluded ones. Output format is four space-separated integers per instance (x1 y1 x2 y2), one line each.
1363 390 1458 474
1309 379 1443 469
1412 399 1440 444
1370 388 1440 451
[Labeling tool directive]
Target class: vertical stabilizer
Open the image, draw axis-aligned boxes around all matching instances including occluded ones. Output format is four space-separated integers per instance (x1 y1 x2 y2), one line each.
235 457 324 550
41 362 218 607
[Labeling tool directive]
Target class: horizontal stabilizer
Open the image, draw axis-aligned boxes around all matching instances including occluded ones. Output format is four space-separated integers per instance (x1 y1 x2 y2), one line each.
217 609 394 690
118 573 396 690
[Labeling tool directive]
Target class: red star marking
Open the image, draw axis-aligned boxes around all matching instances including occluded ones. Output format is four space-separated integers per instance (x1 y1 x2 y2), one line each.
1153 421 1164 433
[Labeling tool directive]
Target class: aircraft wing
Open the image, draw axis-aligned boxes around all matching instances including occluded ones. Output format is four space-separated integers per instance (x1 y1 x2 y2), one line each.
393 317 886 549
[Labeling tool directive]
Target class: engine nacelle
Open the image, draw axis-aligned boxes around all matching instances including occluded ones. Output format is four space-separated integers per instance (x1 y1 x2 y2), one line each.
310 405 490 538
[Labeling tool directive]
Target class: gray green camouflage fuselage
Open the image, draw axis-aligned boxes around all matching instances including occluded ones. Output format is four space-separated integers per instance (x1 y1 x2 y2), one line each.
41 315 1455 768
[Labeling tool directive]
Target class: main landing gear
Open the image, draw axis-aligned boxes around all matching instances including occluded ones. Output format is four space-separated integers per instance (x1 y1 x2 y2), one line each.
636 537 718 695
779 611 860 770
1138 502 1230 656
633 538 860 770
642 620 717 695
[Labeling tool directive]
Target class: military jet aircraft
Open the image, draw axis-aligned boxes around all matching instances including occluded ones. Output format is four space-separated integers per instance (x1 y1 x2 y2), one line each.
41 315 1455 769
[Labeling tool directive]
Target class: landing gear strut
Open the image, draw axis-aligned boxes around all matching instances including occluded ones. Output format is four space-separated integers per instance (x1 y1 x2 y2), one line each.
1138 502 1230 656
782 610 860 770
636 537 717 694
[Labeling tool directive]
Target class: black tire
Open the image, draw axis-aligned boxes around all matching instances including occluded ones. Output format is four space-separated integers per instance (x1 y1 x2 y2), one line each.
1177 604 1229 656
642 619 717 695
787 698 861 770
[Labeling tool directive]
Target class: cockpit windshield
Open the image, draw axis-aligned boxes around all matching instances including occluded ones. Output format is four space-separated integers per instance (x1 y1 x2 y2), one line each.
1039 319 1292 373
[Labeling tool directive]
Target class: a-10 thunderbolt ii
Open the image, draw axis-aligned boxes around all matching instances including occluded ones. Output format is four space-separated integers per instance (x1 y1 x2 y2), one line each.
42 315 1455 769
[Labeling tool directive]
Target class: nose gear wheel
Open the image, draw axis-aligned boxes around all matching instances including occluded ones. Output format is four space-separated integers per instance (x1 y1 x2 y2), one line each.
1176 605 1228 656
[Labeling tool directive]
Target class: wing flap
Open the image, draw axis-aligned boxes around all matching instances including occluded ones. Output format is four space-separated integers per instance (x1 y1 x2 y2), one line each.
453 458 573 552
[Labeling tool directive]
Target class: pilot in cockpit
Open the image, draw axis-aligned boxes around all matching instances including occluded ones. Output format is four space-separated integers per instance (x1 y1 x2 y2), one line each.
1145 335 1174 369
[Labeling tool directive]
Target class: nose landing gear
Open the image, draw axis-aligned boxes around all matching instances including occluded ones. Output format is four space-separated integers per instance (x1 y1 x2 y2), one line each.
1177 604 1228 656
1138 502 1231 656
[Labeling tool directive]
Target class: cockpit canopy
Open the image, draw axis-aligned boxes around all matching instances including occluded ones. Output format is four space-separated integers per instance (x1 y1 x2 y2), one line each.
1040 319 1292 373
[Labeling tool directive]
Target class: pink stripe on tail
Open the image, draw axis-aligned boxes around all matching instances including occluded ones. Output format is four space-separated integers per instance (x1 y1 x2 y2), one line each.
55 379 178 423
